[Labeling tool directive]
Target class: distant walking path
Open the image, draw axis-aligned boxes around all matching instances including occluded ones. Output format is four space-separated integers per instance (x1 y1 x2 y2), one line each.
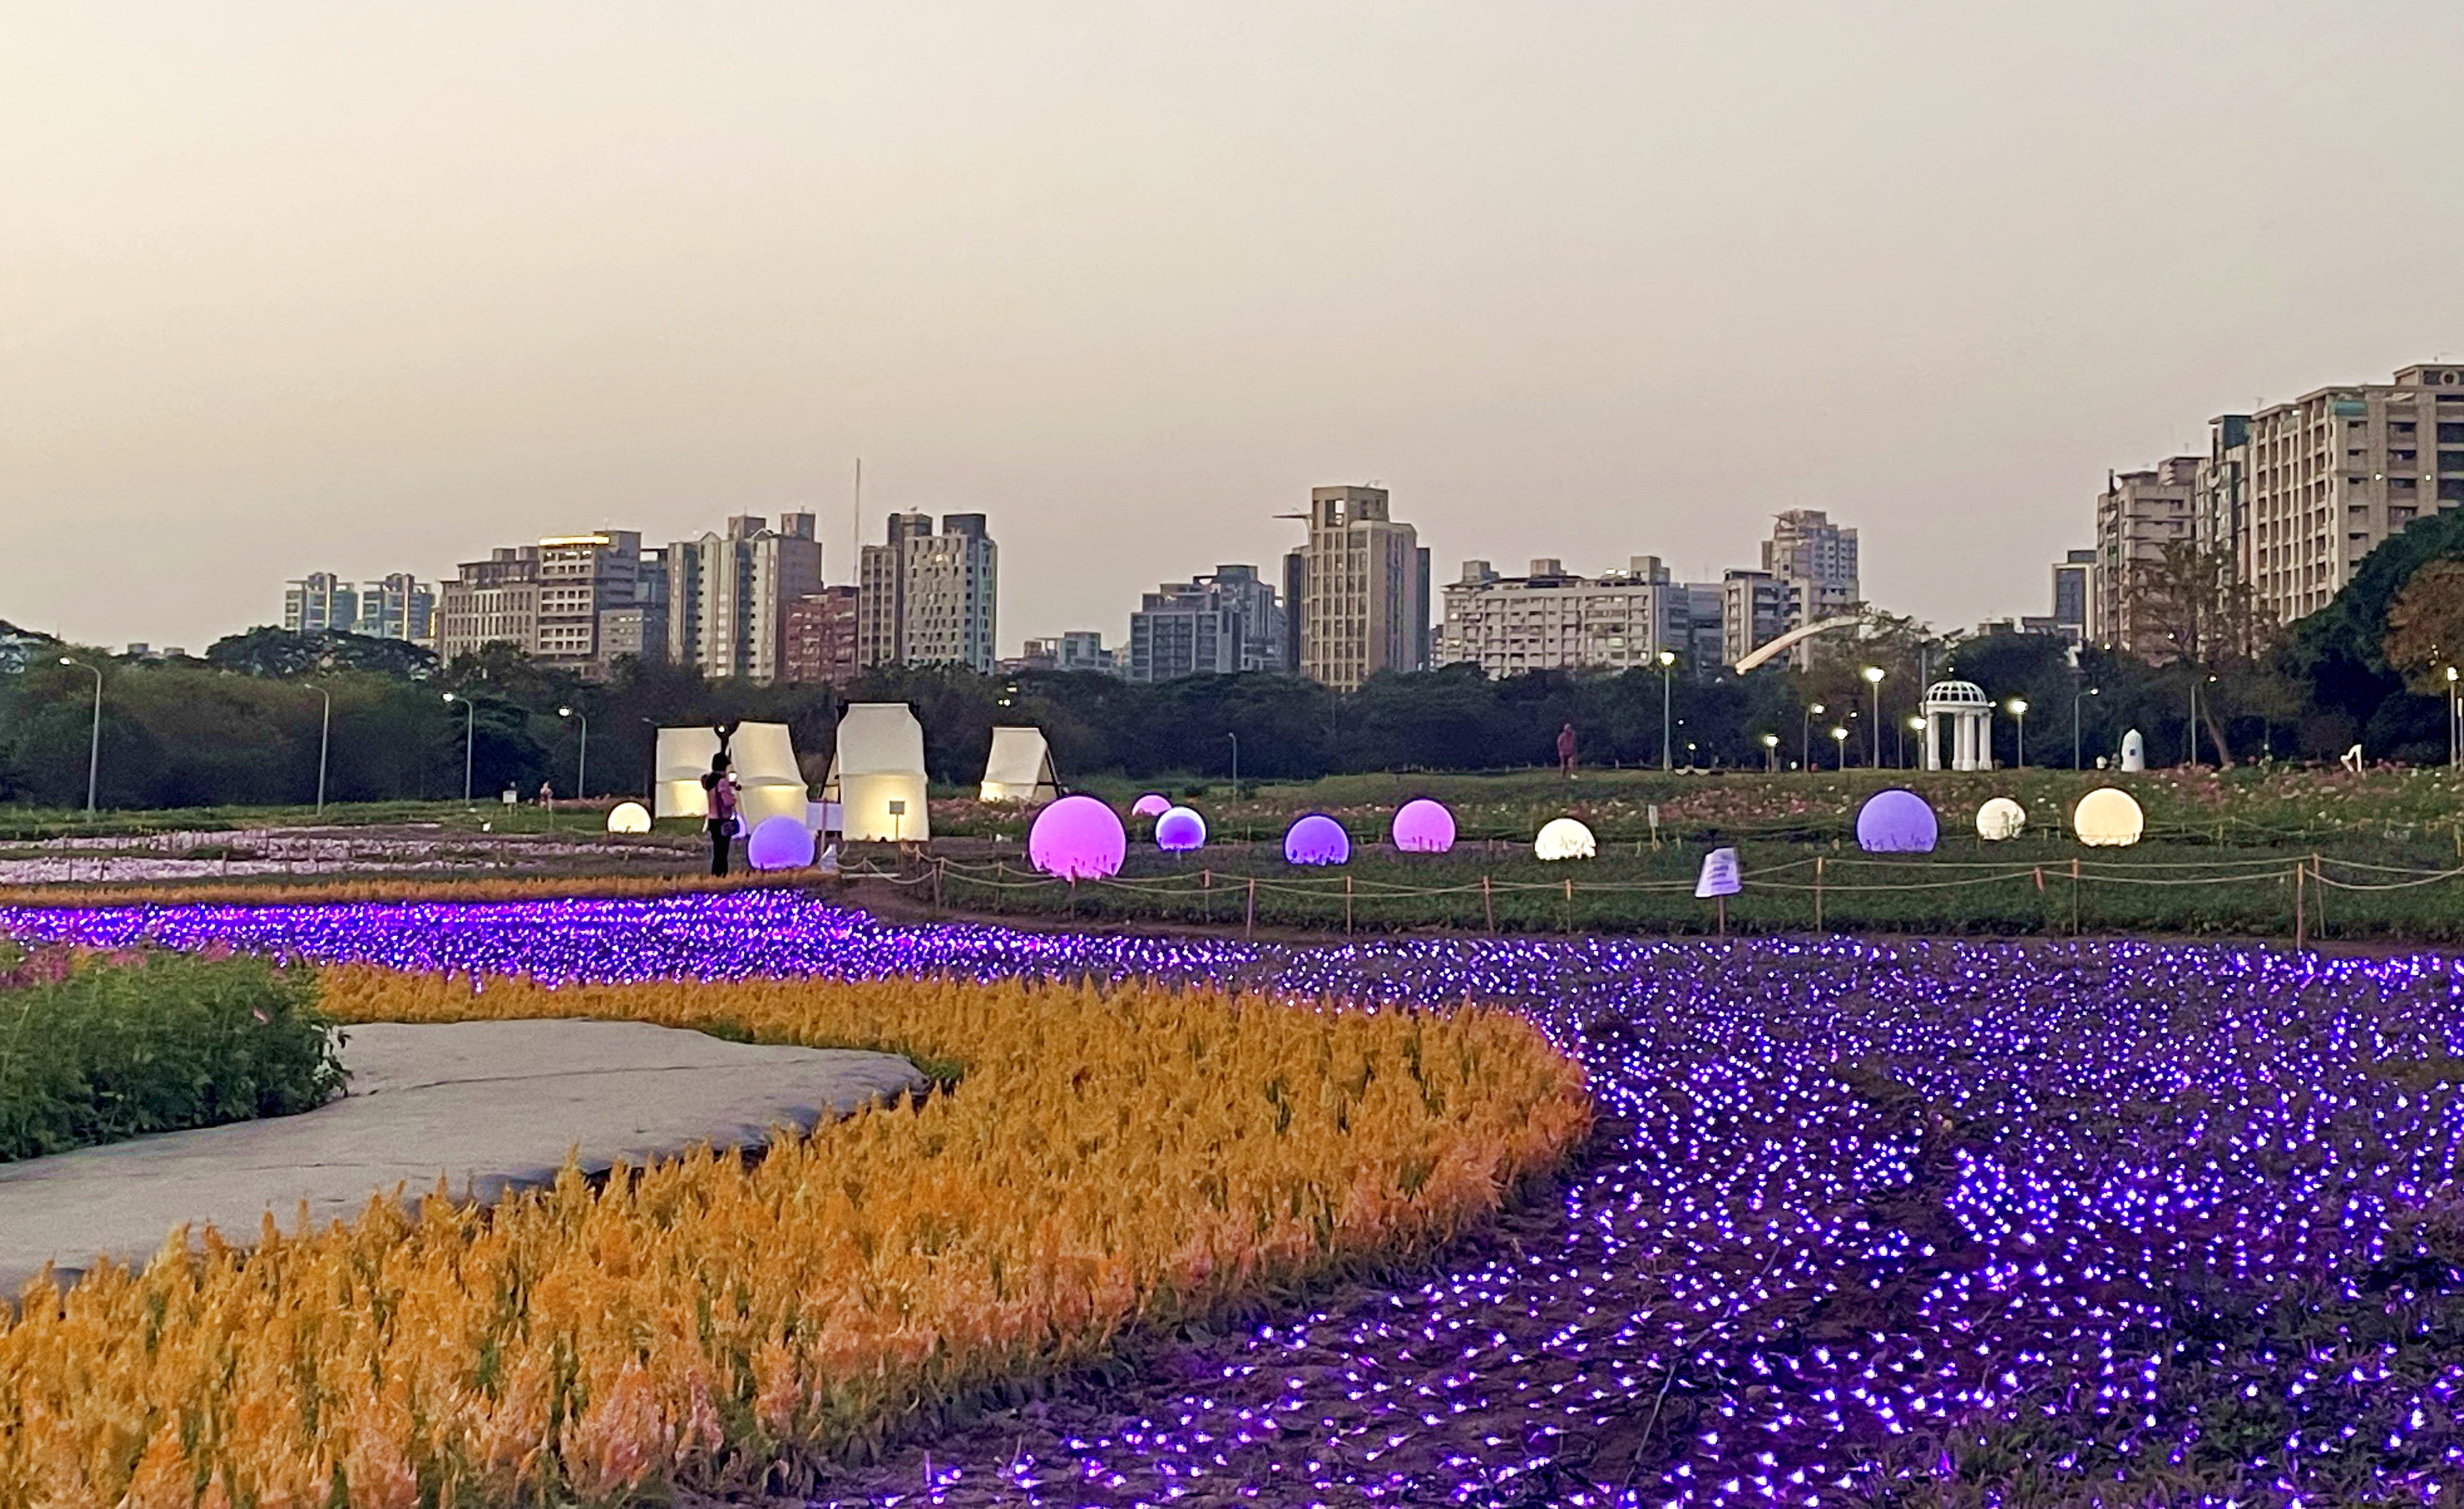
0 1020 924 1293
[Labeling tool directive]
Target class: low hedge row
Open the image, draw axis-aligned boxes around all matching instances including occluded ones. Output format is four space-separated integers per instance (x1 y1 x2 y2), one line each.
0 945 346 1161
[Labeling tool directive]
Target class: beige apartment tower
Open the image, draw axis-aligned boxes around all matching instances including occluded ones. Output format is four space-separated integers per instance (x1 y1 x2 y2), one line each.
1291 485 1427 692
2091 459 2198 654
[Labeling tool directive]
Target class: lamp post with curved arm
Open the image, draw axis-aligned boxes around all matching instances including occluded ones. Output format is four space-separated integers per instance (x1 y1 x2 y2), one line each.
60 657 101 818
1861 667 1884 767
2072 685 2099 769
442 692 476 805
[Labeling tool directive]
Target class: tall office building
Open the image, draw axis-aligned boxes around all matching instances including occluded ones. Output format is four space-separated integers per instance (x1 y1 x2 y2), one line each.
438 530 660 677
434 547 543 663
2051 548 2095 646
1437 556 1690 677
1127 564 1285 682
283 573 357 634
2091 459 2198 653
356 574 436 643
665 513 825 682
854 512 999 671
1291 485 1426 691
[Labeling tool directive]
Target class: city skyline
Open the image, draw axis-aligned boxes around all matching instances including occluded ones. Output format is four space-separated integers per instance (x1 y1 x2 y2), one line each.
5 5 2462 654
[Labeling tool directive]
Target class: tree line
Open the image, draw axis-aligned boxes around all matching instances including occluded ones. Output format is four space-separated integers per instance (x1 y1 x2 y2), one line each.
1 515 2458 811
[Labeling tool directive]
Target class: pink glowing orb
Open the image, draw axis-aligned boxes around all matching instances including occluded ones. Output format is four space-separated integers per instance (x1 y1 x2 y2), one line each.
1283 813 1351 866
1390 798 1457 855
1029 794 1128 880
746 815 816 871
1130 792 1172 819
1155 805 1208 853
1856 788 1939 854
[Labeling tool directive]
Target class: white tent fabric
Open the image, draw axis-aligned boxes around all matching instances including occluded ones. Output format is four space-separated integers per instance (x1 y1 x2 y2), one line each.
979 726 1059 803
823 704 931 842
652 722 810 827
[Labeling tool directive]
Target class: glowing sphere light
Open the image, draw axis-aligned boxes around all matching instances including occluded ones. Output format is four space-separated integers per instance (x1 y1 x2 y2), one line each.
1976 796 2027 841
1283 814 1351 866
2074 786 2145 847
605 801 652 834
1155 805 1208 853
1390 798 1457 854
1855 789 1939 854
746 815 817 871
1029 794 1128 880
1129 792 1172 819
1534 817 1596 861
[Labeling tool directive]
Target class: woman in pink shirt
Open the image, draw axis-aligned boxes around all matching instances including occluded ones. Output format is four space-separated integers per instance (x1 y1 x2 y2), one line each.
701 755 740 876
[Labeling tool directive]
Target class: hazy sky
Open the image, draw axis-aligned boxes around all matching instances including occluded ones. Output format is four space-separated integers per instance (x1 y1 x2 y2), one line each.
7 3 2464 656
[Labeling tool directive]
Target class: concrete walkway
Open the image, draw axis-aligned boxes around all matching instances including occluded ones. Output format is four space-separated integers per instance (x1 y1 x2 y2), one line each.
0 1020 926 1292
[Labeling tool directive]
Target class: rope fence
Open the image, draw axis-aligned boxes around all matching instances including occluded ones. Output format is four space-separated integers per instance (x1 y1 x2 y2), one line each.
845 849 2464 947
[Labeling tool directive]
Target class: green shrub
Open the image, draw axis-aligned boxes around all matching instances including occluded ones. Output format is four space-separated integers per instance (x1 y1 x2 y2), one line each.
0 946 346 1161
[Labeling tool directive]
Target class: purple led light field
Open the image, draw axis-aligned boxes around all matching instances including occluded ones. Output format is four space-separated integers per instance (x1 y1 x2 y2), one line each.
10 893 2464 1504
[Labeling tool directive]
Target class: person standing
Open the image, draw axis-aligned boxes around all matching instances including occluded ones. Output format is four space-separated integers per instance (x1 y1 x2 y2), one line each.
1557 721 1578 779
702 754 740 876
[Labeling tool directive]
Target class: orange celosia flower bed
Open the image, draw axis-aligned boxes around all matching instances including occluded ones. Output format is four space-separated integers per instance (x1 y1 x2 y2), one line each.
0 967 1588 1508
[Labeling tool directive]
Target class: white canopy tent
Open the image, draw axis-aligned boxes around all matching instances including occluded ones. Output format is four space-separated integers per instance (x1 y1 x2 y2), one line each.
652 722 811 828
824 703 931 842
980 726 1059 803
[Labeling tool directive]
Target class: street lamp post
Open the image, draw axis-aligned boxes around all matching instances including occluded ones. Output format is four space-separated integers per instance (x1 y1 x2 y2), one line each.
1760 732 1779 772
308 683 332 815
60 657 101 818
1861 667 1885 768
559 706 589 801
1658 650 1677 771
1227 731 1239 789
2448 667 2460 769
1802 702 1825 771
442 692 476 805
2007 698 2030 771
1906 715 1925 770
1829 725 1848 770
2072 685 2099 769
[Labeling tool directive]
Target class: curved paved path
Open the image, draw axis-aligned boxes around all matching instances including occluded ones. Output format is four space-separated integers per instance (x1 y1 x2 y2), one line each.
0 1020 924 1292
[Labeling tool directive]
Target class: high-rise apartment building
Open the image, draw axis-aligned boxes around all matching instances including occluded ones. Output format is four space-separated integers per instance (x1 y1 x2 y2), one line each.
599 547 668 668
435 547 543 664
1718 570 1792 669
1438 556 1692 678
1762 510 1861 619
665 513 825 682
2091 459 2198 653
1015 632 1118 675
283 573 357 635
1289 485 1425 691
1127 564 1285 682
782 585 862 686
357 574 436 643
2235 363 2464 627
532 531 641 675
853 512 999 672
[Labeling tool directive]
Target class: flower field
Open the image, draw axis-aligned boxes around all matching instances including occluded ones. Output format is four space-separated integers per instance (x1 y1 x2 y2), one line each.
11 893 2464 1503
0 948 1584 1508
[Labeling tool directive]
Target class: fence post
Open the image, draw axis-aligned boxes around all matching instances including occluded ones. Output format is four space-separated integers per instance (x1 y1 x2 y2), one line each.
1813 855 1824 932
1245 876 1256 941
1344 874 1354 935
1483 874 1496 933
2312 853 2325 942
1202 867 1212 924
932 857 944 909
2070 857 2081 936
2290 858 2305 949
1562 876 1573 934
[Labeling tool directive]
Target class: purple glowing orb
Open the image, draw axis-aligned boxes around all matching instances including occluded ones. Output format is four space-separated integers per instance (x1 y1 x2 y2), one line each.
1028 794 1127 880
1855 788 1939 854
1155 805 1208 853
746 815 817 871
1283 813 1351 866
1130 792 1172 819
1390 798 1457 855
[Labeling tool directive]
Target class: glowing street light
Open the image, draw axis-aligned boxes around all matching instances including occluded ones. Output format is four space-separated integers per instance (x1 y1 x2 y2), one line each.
1906 713 1925 769
559 705 589 801
1802 702 1825 771
1760 731 1779 773
2448 667 2460 770
2007 698 2030 770
1829 725 1848 770
59 657 101 818
1658 650 1679 771
2072 685 2099 770
1861 666 1885 767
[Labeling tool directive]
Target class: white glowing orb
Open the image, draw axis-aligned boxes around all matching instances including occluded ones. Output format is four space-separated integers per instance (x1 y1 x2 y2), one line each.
1976 796 2027 841
2073 787 2145 847
1534 817 1597 861
746 815 817 871
606 801 652 834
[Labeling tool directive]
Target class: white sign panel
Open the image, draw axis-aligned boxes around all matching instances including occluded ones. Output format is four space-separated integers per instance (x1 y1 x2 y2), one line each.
1694 847 1741 899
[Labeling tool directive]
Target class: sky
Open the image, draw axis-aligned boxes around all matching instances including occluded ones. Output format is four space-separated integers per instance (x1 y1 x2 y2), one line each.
5 2 2464 656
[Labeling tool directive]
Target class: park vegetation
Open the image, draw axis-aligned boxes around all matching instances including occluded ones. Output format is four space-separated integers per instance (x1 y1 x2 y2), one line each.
0 943 344 1161
0 965 1587 1507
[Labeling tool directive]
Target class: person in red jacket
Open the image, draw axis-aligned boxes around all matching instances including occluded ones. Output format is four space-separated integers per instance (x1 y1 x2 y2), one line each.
701 755 740 876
